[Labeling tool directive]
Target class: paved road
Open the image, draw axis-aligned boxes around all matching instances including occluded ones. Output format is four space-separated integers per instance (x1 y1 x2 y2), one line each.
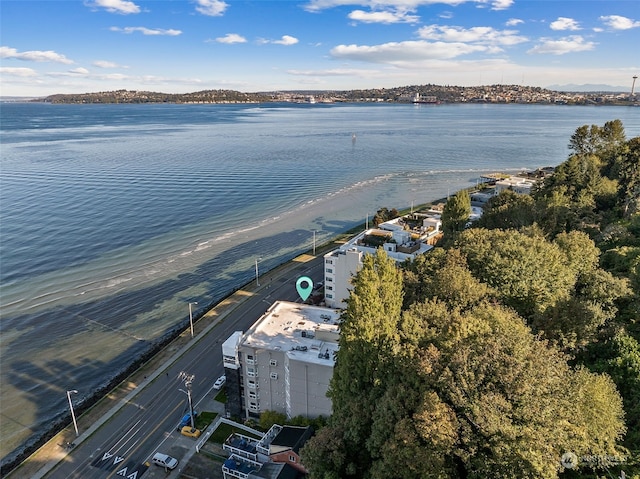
44 255 325 479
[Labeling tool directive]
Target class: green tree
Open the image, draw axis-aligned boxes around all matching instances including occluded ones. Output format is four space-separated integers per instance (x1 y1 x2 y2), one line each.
453 228 576 320
535 120 633 236
259 410 287 431
442 189 471 238
589 331 640 449
474 189 536 230
568 120 626 158
534 186 578 236
618 137 640 217
315 249 404 477
343 298 626 479
402 248 493 311
300 424 349 479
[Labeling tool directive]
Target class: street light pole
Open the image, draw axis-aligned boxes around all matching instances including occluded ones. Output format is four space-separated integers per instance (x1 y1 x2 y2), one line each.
313 230 316 255
67 390 79 437
188 302 197 338
178 371 196 428
255 257 262 286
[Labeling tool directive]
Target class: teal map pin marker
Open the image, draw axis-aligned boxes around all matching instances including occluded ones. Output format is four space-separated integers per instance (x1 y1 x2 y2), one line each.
296 276 314 302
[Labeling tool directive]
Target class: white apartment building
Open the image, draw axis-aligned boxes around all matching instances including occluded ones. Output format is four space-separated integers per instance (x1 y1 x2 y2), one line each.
324 223 435 309
222 301 341 420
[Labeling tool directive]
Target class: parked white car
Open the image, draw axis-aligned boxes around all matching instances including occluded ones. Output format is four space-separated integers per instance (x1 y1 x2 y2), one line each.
213 375 226 389
152 452 178 470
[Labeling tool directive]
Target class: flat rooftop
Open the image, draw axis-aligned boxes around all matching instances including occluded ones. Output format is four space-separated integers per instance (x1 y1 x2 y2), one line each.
241 301 341 365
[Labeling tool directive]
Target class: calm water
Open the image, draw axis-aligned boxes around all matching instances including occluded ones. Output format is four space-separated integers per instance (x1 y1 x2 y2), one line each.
1 101 639 463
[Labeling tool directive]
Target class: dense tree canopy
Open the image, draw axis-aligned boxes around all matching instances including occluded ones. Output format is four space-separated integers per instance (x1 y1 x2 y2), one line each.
302 250 626 479
301 120 640 478
474 189 535 230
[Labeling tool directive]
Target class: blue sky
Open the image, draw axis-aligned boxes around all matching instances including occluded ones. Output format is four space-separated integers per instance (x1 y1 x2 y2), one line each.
1 0 639 96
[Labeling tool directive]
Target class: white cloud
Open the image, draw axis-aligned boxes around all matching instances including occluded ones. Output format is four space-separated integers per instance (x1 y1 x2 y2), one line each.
287 68 378 77
490 0 513 11
69 67 90 74
304 0 512 13
87 0 140 14
0 67 37 77
0 46 74 64
348 9 419 24
331 40 487 64
599 15 640 30
100 73 128 80
93 60 123 68
550 17 581 31
417 25 527 46
272 35 299 45
505 18 523 26
527 35 595 55
216 33 247 44
194 0 228 16
110 26 182 36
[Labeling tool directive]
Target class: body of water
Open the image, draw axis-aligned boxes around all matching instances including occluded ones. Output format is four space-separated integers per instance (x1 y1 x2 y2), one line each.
1 101 638 465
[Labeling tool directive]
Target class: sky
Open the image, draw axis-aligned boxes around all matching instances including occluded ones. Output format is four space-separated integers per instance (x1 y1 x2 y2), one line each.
1 0 639 97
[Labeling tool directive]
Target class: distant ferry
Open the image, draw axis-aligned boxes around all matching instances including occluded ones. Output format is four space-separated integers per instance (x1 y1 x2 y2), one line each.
412 93 439 104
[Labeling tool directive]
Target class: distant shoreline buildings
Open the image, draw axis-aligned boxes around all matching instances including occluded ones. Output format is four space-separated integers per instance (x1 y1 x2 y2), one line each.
19 83 639 106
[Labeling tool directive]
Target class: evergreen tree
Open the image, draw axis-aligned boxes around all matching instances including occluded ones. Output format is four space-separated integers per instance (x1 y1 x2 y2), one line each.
618 137 640 217
305 249 404 478
442 190 471 238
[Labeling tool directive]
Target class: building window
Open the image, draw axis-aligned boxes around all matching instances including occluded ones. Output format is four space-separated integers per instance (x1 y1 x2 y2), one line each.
325 268 333 273
270 372 278 380
326 285 333 290
326 293 333 299
248 380 256 389
326 277 332 282
269 359 278 367
289 455 296 462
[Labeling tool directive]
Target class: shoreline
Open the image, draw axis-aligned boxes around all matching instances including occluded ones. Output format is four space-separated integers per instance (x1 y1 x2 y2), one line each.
1 164 468 465
3 197 445 477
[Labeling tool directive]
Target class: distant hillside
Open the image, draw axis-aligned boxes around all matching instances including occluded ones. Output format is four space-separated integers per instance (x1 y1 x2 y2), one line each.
31 83 638 105
0 96 45 102
546 83 630 92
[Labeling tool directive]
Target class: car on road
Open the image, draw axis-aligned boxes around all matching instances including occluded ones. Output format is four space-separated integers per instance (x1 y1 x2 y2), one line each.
177 411 197 431
152 452 178 470
180 426 202 438
213 375 226 389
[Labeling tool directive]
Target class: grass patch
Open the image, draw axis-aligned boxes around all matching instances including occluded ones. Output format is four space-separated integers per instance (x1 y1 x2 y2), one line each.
195 412 218 430
208 423 262 444
214 389 227 403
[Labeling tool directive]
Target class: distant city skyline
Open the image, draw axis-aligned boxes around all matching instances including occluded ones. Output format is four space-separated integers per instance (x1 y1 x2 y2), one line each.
1 0 639 97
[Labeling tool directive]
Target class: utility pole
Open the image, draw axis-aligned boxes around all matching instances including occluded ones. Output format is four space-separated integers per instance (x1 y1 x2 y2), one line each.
178 371 195 428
